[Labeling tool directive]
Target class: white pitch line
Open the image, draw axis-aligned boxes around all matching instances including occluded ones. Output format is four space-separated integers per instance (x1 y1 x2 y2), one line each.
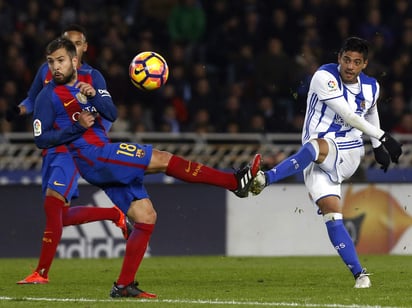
0 296 404 308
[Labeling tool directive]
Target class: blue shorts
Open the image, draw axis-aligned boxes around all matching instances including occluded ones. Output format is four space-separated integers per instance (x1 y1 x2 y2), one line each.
42 152 80 201
72 142 153 214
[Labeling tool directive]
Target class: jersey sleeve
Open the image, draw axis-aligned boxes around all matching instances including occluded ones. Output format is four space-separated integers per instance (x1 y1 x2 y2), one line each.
89 69 117 122
310 70 343 101
365 82 382 147
20 63 49 114
325 96 384 140
33 87 87 149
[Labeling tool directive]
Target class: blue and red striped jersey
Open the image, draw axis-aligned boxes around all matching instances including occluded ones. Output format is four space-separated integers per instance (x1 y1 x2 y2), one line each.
21 62 93 114
33 68 117 150
22 62 114 155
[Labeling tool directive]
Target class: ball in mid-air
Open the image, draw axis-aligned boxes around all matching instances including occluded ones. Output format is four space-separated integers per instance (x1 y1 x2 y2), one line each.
129 51 169 91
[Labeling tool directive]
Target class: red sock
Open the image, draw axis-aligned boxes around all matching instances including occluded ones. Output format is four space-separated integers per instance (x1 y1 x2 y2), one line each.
165 155 237 190
116 223 154 286
35 196 65 278
62 206 120 226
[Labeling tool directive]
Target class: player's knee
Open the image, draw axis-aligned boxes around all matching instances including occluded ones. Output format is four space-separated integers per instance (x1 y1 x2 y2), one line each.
313 138 331 163
147 149 172 173
317 195 341 215
45 188 66 202
128 199 157 224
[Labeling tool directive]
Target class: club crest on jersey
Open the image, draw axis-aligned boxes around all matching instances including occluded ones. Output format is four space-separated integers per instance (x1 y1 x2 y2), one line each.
327 80 338 91
361 100 366 109
136 149 145 158
76 92 88 104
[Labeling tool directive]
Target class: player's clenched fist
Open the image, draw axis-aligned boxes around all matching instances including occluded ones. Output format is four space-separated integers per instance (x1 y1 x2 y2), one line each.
78 110 95 128
76 81 96 97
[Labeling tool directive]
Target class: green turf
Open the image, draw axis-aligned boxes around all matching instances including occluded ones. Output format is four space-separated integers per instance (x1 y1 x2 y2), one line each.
0 255 411 307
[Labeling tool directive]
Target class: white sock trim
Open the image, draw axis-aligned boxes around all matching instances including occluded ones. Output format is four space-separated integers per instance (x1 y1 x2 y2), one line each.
323 212 343 223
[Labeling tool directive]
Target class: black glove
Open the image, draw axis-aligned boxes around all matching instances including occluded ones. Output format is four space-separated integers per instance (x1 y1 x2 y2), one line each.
379 132 402 163
5 105 20 122
373 145 390 172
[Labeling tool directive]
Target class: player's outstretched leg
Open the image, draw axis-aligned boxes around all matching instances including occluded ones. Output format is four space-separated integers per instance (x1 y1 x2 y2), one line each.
62 205 134 240
113 206 134 240
250 142 318 195
165 153 261 198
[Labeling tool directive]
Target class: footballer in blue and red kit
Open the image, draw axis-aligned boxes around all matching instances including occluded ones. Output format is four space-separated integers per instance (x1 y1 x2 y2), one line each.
32 37 260 296
21 62 113 201
33 67 152 214
17 26 133 287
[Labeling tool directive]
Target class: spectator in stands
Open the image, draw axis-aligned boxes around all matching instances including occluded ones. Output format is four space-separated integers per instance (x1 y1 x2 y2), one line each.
187 77 217 125
392 112 412 134
358 7 394 49
168 0 206 63
217 94 247 133
246 113 266 134
188 108 215 133
254 37 300 120
111 103 131 133
158 104 180 133
129 101 155 132
1 1 412 135
255 95 289 133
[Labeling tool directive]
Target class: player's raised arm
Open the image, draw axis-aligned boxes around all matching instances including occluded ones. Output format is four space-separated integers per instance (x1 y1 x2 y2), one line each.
76 69 117 122
313 70 402 163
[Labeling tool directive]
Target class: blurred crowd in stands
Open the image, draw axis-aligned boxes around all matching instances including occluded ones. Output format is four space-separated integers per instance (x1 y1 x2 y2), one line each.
1 0 412 135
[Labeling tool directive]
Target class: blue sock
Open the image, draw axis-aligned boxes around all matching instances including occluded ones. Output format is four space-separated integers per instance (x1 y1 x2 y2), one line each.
326 219 363 277
265 142 317 185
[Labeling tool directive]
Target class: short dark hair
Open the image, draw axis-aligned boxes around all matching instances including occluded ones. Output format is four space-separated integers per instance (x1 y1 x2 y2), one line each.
46 37 77 58
339 37 369 60
61 24 87 41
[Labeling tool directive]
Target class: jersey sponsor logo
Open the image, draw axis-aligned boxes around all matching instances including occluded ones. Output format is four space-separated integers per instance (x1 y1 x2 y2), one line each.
33 119 42 136
71 106 98 122
53 180 66 186
63 98 76 107
334 115 350 129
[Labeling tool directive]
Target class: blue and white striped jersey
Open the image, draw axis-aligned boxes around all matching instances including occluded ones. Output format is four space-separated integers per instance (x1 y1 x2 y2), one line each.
302 63 382 146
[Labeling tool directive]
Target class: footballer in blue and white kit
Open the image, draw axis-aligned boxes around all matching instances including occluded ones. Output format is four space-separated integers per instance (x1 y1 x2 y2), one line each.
250 37 402 288
302 62 381 201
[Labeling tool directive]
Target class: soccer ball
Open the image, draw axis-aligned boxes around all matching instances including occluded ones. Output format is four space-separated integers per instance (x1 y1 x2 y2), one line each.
129 51 169 91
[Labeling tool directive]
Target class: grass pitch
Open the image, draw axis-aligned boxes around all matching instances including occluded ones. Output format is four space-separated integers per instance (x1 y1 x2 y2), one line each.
0 255 411 307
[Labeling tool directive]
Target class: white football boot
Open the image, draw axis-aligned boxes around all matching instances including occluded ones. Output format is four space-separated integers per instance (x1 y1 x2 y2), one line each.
354 269 371 288
250 170 267 195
